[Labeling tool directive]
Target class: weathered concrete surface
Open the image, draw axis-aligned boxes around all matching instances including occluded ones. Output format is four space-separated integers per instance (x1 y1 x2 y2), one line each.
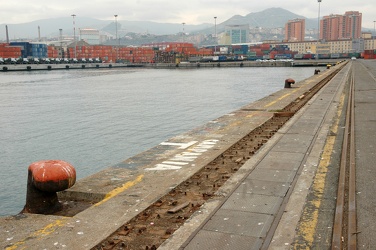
160 61 351 250
0 62 347 249
352 60 376 249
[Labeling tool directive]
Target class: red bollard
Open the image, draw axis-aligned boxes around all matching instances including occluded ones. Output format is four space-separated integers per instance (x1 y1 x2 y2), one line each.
22 160 76 214
284 78 295 88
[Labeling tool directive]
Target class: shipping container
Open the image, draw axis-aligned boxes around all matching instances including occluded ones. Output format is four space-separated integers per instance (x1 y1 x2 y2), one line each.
302 54 313 59
331 53 340 59
275 54 292 59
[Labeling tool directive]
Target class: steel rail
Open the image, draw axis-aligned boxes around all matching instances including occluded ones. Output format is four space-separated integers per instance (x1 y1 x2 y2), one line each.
332 65 357 249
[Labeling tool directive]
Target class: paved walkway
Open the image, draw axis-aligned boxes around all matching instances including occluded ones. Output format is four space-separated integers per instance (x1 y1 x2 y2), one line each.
353 60 376 249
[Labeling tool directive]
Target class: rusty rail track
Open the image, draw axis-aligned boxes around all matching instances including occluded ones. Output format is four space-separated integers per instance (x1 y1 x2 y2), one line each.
92 67 343 250
332 66 357 249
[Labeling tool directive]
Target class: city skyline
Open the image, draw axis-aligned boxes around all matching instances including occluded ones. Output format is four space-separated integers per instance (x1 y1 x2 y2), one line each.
1 0 375 29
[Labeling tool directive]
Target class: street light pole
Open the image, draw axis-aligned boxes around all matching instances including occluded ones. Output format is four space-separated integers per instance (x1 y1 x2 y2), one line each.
316 0 322 61
214 16 217 54
182 22 185 43
114 15 118 62
373 21 376 51
71 14 76 59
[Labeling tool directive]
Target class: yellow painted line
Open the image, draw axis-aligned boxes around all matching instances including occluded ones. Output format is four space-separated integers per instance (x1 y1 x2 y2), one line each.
264 79 314 108
94 174 144 207
6 219 68 250
294 92 345 249
7 175 144 249
264 91 297 108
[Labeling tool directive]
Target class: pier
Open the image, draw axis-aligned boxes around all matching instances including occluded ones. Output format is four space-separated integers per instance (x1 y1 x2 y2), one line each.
0 59 346 72
1 59 376 249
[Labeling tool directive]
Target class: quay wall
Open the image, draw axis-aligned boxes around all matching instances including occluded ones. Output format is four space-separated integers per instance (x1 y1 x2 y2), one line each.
0 59 344 72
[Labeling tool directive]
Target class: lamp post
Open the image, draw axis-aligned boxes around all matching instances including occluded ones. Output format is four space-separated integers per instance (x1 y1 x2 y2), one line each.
182 22 185 43
59 29 63 58
114 15 118 62
316 0 322 61
214 16 217 54
71 14 76 59
373 21 376 51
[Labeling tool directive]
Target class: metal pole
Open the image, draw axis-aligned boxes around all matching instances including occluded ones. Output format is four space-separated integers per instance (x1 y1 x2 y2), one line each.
374 21 376 50
59 29 63 58
114 15 118 62
71 14 76 59
182 22 185 43
214 16 217 54
316 0 322 61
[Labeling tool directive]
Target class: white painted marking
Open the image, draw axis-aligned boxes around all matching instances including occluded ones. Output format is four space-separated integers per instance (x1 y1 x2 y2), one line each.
163 161 189 166
145 164 182 171
146 139 220 171
160 141 198 149
170 155 196 162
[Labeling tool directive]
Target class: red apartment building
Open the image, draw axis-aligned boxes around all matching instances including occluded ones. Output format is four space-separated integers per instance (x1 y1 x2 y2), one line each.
320 11 362 40
285 19 305 42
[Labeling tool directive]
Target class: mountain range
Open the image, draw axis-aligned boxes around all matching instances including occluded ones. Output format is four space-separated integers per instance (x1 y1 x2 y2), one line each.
0 8 348 41
0 8 317 41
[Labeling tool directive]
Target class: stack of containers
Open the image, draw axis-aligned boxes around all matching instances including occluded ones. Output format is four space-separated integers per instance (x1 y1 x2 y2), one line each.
271 44 295 59
64 45 157 63
131 47 155 63
249 44 271 59
8 42 48 58
9 42 29 58
340 53 349 58
165 43 197 54
0 43 22 58
198 48 213 56
48 46 60 58
30 43 48 58
363 50 376 59
233 45 249 55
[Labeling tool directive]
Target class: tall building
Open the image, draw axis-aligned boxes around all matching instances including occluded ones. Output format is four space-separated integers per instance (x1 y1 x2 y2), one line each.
320 11 362 41
285 19 305 42
320 14 343 40
224 25 249 44
343 11 362 39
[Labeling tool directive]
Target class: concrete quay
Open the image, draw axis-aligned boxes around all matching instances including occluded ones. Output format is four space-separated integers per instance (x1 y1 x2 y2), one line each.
0 59 343 72
0 61 290 72
0 62 141 71
2 59 372 249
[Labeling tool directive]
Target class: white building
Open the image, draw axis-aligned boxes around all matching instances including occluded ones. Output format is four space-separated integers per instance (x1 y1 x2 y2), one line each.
79 29 100 45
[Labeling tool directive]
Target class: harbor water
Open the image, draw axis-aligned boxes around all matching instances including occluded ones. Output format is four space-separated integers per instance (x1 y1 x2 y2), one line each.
0 66 319 216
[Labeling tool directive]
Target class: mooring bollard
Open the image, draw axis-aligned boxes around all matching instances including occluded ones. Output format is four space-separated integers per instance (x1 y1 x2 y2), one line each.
21 160 76 214
327 64 332 69
284 78 295 88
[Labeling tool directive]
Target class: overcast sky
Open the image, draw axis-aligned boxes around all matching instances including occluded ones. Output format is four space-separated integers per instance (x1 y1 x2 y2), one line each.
1 0 375 29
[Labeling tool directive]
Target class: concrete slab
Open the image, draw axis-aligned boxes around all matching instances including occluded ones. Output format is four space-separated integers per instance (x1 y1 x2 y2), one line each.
184 230 263 250
202 209 274 237
273 134 315 153
234 179 290 197
247 168 296 183
256 151 304 171
222 193 283 215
